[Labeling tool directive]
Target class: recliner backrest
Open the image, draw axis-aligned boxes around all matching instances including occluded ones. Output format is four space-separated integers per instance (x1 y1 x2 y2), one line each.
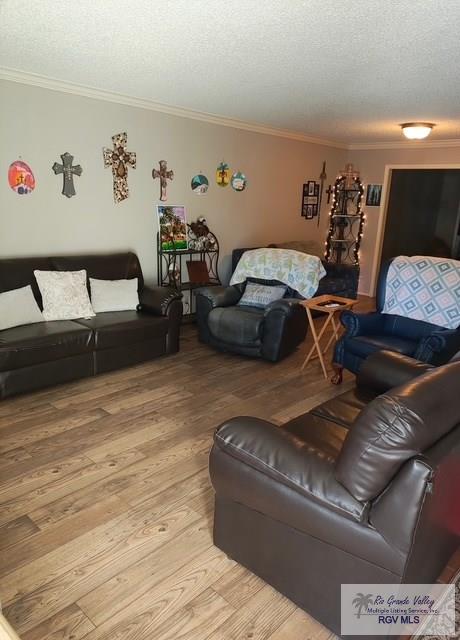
335 361 460 502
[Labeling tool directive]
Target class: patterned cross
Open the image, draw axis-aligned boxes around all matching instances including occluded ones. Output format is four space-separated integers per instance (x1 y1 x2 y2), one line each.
152 160 174 201
341 163 360 189
103 132 136 203
52 152 82 198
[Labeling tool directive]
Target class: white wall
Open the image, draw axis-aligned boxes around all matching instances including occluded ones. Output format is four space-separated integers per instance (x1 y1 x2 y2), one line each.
0 80 346 285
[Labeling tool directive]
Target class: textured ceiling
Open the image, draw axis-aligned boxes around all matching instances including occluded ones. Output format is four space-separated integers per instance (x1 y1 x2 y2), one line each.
1 0 460 144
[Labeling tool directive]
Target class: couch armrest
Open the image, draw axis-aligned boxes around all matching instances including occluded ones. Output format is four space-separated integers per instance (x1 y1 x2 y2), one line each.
357 350 434 394
341 310 385 337
263 297 303 318
195 285 241 309
212 417 366 522
370 457 433 555
138 285 182 316
261 299 307 362
416 328 460 365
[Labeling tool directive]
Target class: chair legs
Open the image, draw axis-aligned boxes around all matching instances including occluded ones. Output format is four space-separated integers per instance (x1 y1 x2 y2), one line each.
331 363 343 385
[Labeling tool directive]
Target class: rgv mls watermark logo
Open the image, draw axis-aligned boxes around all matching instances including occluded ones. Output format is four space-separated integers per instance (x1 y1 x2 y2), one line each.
341 584 455 636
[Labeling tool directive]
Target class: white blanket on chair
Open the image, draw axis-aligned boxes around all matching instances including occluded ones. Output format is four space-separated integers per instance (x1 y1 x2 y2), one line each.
230 248 326 299
383 255 460 329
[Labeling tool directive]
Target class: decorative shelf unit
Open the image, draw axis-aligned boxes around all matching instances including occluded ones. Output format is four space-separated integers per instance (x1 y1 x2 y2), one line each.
325 172 365 265
157 231 221 318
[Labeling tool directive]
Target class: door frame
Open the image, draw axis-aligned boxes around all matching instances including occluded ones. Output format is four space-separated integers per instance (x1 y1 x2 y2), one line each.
370 163 460 296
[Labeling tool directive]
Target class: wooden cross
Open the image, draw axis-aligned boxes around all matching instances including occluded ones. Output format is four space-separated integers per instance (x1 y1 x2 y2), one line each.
52 152 82 198
152 160 174 201
326 184 333 204
103 132 136 203
341 163 360 189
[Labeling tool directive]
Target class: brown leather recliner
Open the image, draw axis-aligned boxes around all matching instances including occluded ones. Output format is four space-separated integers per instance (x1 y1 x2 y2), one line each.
210 351 460 639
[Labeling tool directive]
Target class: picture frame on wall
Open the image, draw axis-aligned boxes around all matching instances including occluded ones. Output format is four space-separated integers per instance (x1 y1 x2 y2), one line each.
366 184 382 207
301 181 320 218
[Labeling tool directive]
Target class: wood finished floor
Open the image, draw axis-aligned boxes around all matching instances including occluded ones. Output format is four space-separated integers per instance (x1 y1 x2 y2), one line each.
0 300 373 640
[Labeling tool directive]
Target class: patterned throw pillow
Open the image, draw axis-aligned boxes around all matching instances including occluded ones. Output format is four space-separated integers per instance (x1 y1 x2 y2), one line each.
34 270 95 321
238 282 286 309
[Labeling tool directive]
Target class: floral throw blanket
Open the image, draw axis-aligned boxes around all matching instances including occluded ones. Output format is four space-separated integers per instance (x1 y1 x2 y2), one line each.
230 248 326 300
383 255 460 329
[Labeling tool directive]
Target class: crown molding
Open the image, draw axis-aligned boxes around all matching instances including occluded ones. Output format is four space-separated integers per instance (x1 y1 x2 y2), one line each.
348 138 460 150
0 67 347 149
3 67 460 151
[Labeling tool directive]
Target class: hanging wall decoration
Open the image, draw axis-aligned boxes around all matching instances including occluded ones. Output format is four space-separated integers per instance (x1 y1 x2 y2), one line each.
216 162 231 187
317 161 327 227
191 174 209 194
103 132 136 203
52 152 82 198
301 180 319 219
152 160 174 202
231 171 247 192
8 160 35 195
366 184 382 207
157 204 187 251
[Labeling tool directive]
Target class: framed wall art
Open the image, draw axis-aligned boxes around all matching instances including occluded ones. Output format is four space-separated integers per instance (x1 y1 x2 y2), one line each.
301 180 319 218
366 184 382 207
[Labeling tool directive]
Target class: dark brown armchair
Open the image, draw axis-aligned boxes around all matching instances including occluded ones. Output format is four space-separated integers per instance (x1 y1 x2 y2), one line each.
209 351 460 639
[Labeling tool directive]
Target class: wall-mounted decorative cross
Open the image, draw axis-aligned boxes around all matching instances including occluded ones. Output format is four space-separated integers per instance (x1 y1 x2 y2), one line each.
341 163 360 189
103 132 136 203
52 152 82 198
152 160 174 201
326 184 334 204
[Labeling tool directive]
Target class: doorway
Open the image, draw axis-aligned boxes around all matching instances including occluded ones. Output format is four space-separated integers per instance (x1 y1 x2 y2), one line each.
375 168 460 287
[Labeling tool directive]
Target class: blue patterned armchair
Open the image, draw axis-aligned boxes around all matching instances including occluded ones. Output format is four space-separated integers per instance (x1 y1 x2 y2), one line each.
332 259 460 383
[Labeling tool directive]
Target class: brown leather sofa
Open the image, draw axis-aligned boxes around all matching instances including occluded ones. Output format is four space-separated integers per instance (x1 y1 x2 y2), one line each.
210 350 460 639
0 252 182 399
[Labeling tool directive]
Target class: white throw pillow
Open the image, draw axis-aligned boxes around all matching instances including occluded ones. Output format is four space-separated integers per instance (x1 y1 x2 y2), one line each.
34 270 95 321
89 277 139 313
0 285 44 331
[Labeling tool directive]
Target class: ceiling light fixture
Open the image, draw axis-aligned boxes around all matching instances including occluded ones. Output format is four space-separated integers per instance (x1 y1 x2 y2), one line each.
400 122 435 140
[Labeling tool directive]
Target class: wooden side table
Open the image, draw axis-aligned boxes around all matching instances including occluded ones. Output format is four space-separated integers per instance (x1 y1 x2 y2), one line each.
300 294 358 379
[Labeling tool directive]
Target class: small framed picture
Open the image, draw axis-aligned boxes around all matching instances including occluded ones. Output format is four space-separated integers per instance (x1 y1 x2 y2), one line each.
306 205 314 219
307 180 316 196
366 184 382 207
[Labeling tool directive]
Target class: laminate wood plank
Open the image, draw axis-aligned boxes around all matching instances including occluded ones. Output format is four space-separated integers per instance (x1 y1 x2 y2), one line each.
80 555 235 640
3 506 202 633
1 494 128 578
267 608 334 640
209 583 296 640
77 515 215 625
0 449 145 529
22 407 162 458
0 516 40 550
21 604 95 640
0 410 107 455
31 450 208 530
212 563 265 609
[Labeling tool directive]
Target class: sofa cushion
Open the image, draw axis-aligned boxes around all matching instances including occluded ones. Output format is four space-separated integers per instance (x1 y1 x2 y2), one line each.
344 335 417 359
0 321 94 371
75 311 169 350
336 361 460 502
208 306 264 346
309 387 375 430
